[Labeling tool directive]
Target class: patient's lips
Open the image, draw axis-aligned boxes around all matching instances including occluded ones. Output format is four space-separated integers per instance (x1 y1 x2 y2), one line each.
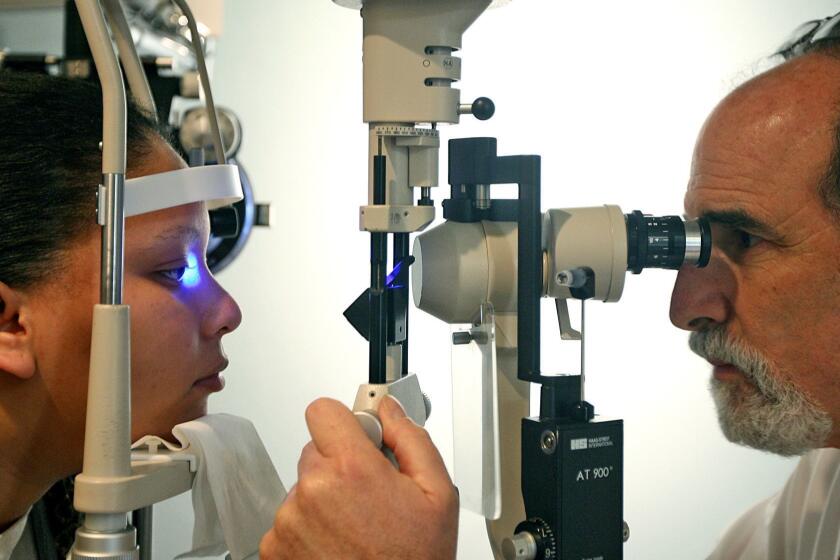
194 358 229 392
194 373 224 392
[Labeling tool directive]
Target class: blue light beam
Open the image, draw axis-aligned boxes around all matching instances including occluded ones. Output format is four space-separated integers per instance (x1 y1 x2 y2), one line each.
182 251 201 288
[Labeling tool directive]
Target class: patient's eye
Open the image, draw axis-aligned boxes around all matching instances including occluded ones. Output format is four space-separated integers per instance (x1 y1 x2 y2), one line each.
160 265 188 283
158 252 201 287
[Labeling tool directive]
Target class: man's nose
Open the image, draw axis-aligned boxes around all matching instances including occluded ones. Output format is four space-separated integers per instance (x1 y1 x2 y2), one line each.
669 251 732 331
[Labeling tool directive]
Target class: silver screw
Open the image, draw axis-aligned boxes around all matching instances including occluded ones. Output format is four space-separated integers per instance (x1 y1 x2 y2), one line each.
540 430 557 454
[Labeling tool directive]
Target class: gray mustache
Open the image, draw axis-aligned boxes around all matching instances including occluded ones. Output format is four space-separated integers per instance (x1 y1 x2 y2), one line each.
688 327 768 385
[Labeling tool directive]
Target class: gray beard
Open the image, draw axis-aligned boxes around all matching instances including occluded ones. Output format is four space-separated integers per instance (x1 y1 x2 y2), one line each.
690 326 832 456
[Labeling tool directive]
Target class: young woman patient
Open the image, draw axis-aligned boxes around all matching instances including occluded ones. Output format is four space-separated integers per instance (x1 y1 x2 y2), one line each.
0 70 242 557
0 70 460 560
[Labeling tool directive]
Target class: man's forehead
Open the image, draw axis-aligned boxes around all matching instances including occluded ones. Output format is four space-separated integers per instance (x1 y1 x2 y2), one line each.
727 53 840 118
697 56 840 158
685 54 840 218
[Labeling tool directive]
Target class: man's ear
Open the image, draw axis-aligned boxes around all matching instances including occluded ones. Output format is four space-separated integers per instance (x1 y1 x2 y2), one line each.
0 281 36 379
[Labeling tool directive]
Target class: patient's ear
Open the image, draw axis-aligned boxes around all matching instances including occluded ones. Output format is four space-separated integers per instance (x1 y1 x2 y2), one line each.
0 281 36 379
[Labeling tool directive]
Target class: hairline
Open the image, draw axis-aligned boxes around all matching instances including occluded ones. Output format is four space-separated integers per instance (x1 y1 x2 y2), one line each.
30 130 174 291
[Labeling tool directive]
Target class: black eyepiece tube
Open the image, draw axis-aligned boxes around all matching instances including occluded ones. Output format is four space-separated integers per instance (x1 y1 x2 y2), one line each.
625 211 712 274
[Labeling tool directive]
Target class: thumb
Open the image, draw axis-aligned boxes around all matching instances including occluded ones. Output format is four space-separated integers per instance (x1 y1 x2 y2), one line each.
379 393 409 422
379 396 453 496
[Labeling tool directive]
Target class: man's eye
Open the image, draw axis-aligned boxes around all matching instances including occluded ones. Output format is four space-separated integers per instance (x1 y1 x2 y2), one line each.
159 266 188 283
739 231 763 249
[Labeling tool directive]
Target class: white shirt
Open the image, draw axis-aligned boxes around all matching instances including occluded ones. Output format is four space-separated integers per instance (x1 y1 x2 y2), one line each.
709 448 840 560
0 510 34 560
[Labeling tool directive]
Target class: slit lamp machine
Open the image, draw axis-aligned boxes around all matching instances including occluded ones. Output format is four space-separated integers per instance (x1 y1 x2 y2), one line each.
65 0 711 558
334 1 711 559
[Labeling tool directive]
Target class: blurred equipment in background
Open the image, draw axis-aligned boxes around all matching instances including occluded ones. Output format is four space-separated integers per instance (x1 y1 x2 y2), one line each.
0 0 271 273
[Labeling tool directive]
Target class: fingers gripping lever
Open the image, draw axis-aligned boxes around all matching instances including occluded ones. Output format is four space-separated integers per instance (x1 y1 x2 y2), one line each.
352 374 432 466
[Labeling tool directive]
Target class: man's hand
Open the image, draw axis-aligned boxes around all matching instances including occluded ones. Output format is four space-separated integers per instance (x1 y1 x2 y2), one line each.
260 395 459 559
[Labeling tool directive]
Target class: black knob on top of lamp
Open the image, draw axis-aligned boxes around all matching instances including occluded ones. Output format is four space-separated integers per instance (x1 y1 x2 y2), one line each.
459 97 496 121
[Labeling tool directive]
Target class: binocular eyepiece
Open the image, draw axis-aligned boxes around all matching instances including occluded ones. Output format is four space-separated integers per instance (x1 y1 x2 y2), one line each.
625 211 712 274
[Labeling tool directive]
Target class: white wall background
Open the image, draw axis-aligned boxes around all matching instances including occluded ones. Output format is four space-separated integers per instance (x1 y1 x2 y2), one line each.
3 1 838 558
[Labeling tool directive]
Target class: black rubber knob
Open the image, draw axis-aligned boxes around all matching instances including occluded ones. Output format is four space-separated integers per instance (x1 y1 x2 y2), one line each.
471 97 495 120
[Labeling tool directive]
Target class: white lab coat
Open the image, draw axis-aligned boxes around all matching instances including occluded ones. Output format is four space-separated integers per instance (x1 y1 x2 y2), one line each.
708 448 840 560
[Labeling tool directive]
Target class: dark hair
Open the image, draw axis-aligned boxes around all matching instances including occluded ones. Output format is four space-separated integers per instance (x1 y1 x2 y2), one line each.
0 71 169 289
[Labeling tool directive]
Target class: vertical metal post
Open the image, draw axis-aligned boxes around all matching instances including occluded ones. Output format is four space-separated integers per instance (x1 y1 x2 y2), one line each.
100 173 125 305
580 300 585 401
517 162 541 381
134 507 153 560
369 155 388 384
71 0 136 557
393 232 410 377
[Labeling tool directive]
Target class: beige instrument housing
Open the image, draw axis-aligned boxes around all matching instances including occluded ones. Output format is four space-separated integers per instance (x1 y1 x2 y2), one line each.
543 205 628 302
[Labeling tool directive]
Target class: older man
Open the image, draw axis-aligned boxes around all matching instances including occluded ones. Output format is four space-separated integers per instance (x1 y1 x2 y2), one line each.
670 12 840 560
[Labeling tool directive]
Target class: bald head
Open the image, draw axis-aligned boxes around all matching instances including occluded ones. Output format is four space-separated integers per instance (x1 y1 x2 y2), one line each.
690 53 840 215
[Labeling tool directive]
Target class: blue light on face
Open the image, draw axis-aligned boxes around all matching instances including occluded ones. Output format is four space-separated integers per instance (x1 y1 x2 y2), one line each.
181 251 201 288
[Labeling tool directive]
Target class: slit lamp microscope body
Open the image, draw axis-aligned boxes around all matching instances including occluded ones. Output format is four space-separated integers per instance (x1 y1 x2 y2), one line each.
335 1 712 559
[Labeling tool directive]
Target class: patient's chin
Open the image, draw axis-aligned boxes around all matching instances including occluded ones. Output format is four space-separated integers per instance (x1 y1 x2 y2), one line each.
131 401 208 442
